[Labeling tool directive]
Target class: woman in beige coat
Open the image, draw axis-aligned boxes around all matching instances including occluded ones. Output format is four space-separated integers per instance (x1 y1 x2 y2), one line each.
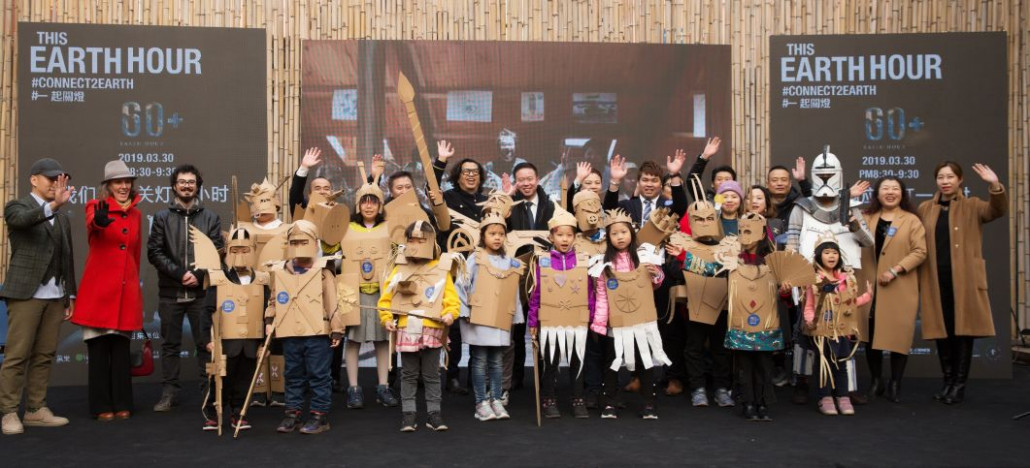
857 177 926 403
917 162 1006 405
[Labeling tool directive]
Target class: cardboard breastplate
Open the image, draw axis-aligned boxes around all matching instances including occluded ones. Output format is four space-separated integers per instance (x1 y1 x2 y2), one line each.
728 265 779 333
810 275 861 338
239 221 290 257
685 243 728 324
342 225 391 285
605 265 658 328
239 221 291 272
468 252 525 331
270 260 329 338
391 262 448 319
211 270 269 340
538 254 590 328
384 190 431 244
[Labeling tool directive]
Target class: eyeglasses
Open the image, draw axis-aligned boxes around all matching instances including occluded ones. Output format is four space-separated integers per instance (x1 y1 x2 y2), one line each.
461 169 480 176
176 180 198 186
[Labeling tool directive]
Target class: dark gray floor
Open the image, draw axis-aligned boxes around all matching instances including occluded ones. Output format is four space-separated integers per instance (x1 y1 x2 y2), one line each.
1 364 1028 467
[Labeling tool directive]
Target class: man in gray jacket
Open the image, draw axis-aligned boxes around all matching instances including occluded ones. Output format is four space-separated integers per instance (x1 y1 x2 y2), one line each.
0 158 77 435
147 165 224 412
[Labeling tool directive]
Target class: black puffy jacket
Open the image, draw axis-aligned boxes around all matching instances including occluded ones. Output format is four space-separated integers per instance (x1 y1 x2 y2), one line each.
146 200 224 300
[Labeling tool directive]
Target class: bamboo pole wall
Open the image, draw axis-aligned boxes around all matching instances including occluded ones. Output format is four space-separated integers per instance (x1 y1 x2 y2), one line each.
1 0 1028 333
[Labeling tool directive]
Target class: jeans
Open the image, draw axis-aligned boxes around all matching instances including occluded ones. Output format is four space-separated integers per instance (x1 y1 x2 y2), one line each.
157 297 210 394
470 345 505 404
400 348 443 413
282 336 333 413
817 337 853 398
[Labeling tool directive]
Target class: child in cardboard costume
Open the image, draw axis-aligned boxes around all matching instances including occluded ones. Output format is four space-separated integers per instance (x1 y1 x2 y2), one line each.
673 213 818 422
572 190 607 258
337 181 399 409
264 220 344 434
378 221 461 432
239 178 292 407
802 233 873 416
200 227 270 432
457 212 526 422
589 208 670 420
680 180 735 408
528 207 592 419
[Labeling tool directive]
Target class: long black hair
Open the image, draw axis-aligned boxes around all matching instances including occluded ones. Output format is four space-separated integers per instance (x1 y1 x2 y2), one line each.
350 193 386 226
603 221 640 269
814 241 844 273
863 176 916 215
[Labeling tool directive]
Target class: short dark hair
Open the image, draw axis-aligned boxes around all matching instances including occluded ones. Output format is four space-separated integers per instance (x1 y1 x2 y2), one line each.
448 158 484 194
767 165 790 176
638 160 664 181
388 171 414 188
513 162 538 177
711 165 737 183
170 164 203 188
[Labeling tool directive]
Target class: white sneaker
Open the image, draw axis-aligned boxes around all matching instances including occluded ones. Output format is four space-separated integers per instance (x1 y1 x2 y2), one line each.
474 401 497 421
500 390 510 407
2 413 24 435
491 399 510 420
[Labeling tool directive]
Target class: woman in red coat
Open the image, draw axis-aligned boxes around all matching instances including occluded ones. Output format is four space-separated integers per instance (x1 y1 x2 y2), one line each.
71 160 143 421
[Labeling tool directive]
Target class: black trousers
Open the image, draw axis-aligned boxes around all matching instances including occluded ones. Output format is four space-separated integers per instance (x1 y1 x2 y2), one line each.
685 312 732 391
601 336 656 407
330 342 343 383
223 353 257 413
87 334 133 415
446 326 463 381
658 304 688 382
584 331 604 393
540 343 585 399
735 351 775 405
511 322 527 388
158 298 210 393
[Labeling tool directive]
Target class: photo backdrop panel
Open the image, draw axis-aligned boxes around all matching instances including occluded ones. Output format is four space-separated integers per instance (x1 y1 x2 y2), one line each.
770 32 1009 378
15 23 268 385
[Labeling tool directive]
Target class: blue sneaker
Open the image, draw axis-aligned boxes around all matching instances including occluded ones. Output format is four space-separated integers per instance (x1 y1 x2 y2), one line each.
346 386 364 409
376 385 399 407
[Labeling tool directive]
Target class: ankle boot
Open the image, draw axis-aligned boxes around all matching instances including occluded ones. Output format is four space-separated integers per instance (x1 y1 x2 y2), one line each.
933 339 955 402
884 380 901 403
867 377 883 400
741 403 758 421
944 338 973 405
865 349 884 399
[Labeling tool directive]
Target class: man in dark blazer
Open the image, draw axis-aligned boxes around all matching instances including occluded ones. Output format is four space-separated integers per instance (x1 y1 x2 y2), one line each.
603 155 689 223
0 158 77 435
504 162 555 394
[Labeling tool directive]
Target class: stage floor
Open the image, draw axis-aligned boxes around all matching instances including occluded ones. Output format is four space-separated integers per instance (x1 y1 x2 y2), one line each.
1 364 1027 467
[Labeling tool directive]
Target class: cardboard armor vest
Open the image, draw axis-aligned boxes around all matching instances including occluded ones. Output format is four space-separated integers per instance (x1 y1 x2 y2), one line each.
269 258 332 338
390 260 450 322
538 252 591 328
342 224 391 286
727 265 780 334
684 242 729 325
468 251 525 332
808 273 861 338
210 270 270 340
573 234 606 258
384 189 431 245
605 264 658 328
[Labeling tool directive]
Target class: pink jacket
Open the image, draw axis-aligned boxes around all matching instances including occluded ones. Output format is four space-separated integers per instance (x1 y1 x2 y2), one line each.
803 270 872 323
590 251 663 334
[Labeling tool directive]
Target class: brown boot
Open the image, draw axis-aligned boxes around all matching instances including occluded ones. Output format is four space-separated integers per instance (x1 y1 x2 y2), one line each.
624 377 641 393
664 378 684 396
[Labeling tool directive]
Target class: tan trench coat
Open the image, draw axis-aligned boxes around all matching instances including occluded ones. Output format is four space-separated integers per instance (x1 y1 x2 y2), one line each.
916 186 1007 339
857 210 927 354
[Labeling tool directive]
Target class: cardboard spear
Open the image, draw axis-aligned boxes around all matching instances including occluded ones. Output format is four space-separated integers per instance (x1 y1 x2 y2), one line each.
397 71 451 226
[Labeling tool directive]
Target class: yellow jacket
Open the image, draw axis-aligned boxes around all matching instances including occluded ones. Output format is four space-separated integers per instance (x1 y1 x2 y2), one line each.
378 260 460 330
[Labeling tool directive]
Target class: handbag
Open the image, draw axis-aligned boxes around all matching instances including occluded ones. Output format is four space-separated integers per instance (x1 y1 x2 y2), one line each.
130 330 154 377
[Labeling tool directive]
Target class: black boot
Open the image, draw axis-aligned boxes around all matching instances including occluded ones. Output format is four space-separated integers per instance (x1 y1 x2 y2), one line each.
885 353 908 403
944 338 973 405
865 348 884 400
933 339 955 402
755 404 772 422
791 376 809 405
276 409 302 433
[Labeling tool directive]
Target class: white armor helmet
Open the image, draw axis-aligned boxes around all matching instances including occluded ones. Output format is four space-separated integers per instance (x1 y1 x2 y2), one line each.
811 146 844 198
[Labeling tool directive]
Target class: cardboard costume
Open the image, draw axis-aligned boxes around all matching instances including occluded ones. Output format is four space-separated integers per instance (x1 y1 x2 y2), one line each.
637 207 680 246
303 192 349 246
465 213 526 332
337 224 392 327
590 208 671 372
677 235 733 325
530 207 590 369
385 189 431 245
265 221 341 339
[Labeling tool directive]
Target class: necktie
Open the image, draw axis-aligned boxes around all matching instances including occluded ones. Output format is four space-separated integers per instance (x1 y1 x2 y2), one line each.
643 199 653 222
527 201 535 229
